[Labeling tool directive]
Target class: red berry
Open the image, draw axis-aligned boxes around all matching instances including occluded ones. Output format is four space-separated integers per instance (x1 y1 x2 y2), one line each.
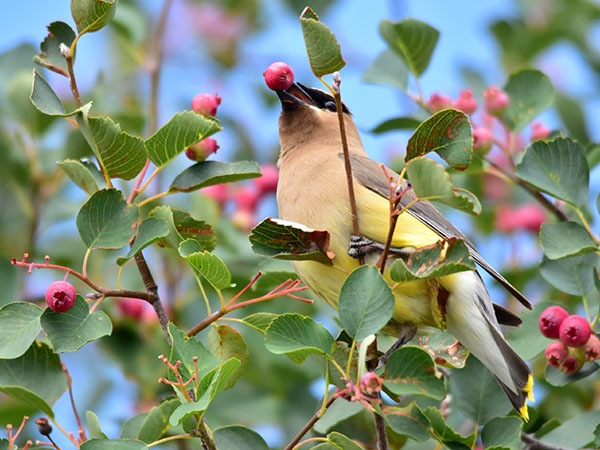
530 122 550 141
559 315 592 347
583 334 600 361
427 93 452 112
254 164 278 195
560 355 583 375
360 372 383 396
545 341 568 368
538 306 569 338
483 86 510 115
117 297 146 320
185 138 219 162
202 184 228 207
472 126 493 152
191 93 221 116
45 280 76 312
263 62 294 91
452 89 477 115
234 187 259 211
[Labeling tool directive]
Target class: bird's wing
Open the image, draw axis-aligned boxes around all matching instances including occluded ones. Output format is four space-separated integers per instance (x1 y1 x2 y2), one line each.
347 153 532 311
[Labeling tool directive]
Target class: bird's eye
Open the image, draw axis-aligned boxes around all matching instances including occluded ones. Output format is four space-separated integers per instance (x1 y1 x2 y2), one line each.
324 101 337 112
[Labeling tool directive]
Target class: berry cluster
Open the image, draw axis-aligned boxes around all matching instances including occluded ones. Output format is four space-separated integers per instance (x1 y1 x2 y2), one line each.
539 306 599 374
186 93 221 162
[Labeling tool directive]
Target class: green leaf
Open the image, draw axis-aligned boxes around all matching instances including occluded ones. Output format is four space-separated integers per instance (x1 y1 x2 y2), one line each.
41 296 112 353
544 362 599 387
379 19 439 77
314 398 364 434
328 432 364 450
167 391 211 427
507 301 553 361
76 189 139 250
249 217 334 265
539 222 598 260
362 50 409 91
540 253 598 296
213 425 269 450
116 217 169 266
241 312 278 334
299 7 345 77
515 137 589 206
80 439 147 450
0 341 67 417
406 158 481 214
149 206 184 249
339 265 394 342
180 248 231 290
421 406 474 447
120 414 147 439
71 0 117 34
384 404 430 442
0 302 43 359
449 355 512 424
383 345 446 399
86 410 108 439
390 238 475 282
419 329 469 368
145 111 221 168
169 160 261 193
172 210 216 252
35 21 76 76
502 69 555 132
137 398 180 443
208 324 248 389
265 313 334 363
481 416 521 449
370 116 421 134
30 69 88 117
540 409 600 449
406 109 473 170
87 116 147 180
167 323 219 383
58 159 100 195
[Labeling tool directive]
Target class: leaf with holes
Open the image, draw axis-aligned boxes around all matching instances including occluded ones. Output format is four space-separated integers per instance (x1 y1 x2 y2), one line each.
71 0 117 34
299 7 345 77
503 69 555 132
0 302 43 359
249 217 334 265
76 189 139 250
418 328 469 369
34 21 76 77
146 111 221 168
116 217 170 266
169 160 261 193
406 109 472 170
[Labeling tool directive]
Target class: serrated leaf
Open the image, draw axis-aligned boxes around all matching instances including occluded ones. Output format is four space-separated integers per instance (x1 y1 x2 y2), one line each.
213 425 270 450
370 116 421 134
35 21 76 76
265 313 334 363
379 19 439 77
180 249 231 290
86 410 108 439
314 398 364 434
76 189 139 250
79 439 147 450
300 7 345 77
384 404 430 442
41 296 112 352
87 116 147 180
169 160 261 193
406 109 472 170
137 398 180 443
145 111 221 168
241 312 278 334
449 355 512 424
503 69 555 132
390 238 475 282
507 301 553 361
362 49 408 91
406 157 481 214
172 210 215 251
540 253 598 296
0 341 67 417
208 324 248 389
481 416 521 449
383 345 446 399
249 217 334 265
539 222 598 260
116 217 169 265
71 0 117 34
339 265 394 342
0 302 43 359
167 323 220 384
516 137 589 206
58 159 100 195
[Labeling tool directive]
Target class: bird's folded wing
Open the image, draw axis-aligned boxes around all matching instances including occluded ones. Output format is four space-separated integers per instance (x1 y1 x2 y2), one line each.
347 154 532 310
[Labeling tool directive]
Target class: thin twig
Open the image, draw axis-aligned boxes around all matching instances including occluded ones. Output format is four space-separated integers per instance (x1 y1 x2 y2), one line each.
197 420 217 450
373 411 389 450
284 396 336 450
65 54 82 108
521 433 569 450
62 364 86 443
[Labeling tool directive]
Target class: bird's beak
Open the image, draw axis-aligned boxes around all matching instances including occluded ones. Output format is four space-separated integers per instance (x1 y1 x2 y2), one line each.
276 83 317 108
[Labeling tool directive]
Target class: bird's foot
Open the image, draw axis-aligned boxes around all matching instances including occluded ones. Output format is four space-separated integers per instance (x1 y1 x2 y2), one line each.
348 235 415 260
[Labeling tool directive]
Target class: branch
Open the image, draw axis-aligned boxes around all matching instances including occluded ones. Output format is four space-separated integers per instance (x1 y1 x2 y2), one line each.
284 395 336 450
521 433 570 450
373 411 389 450
62 364 86 443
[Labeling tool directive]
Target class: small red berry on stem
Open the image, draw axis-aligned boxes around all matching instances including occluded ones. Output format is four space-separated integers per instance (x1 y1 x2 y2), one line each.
427 93 452 112
185 138 219 162
583 334 600 361
191 93 221 116
561 354 584 375
538 306 569 339
263 62 294 91
472 127 494 153
545 341 568 368
453 89 477 115
559 315 592 347
45 280 76 312
483 86 510 115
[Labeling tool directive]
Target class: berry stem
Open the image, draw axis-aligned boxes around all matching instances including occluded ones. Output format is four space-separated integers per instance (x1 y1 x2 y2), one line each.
48 416 78 448
62 364 87 443
137 191 170 208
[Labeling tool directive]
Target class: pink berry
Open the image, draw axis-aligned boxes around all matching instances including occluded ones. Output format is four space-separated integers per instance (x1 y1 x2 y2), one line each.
234 187 259 211
263 62 294 91
559 315 592 347
185 138 219 162
495 204 546 234
427 93 452 112
530 122 550 141
45 280 76 312
360 372 383 396
452 89 477 115
254 164 278 195
539 306 569 338
191 93 221 116
202 184 228 207
483 86 510 115
561 355 583 375
472 126 494 152
545 341 568 367
117 297 146 320
583 334 600 361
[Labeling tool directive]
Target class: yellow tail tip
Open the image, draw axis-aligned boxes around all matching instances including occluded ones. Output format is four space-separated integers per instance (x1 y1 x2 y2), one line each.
525 374 535 402
519 403 529 422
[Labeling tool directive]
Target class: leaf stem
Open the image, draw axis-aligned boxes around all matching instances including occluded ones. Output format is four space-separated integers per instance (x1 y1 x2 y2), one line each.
148 434 195 447
127 159 152 204
48 416 79 448
575 208 600 245
137 191 170 207
291 437 329 450
62 364 86 443
81 248 91 279
284 395 336 450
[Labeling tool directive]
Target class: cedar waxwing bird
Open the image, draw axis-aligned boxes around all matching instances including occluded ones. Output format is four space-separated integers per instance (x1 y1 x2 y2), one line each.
274 82 534 419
